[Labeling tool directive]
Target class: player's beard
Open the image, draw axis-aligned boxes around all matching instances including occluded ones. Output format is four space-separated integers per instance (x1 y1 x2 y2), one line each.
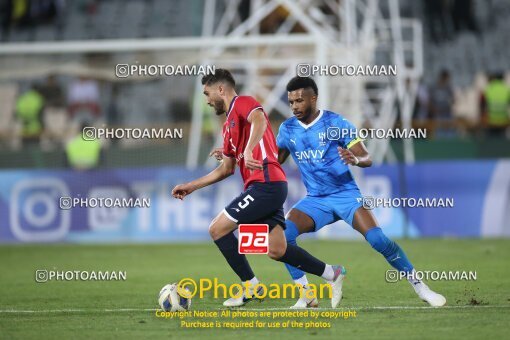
296 106 313 122
213 99 226 115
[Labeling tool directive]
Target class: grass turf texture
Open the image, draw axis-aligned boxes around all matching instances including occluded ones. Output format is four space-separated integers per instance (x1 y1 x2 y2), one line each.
0 239 509 339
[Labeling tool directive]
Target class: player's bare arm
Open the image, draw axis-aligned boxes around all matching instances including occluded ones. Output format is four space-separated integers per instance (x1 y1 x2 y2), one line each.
243 109 265 170
278 148 290 164
338 141 372 168
171 156 235 200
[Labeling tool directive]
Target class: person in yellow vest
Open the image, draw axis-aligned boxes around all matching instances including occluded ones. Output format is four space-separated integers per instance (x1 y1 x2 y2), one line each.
15 85 44 144
65 124 102 170
481 72 510 137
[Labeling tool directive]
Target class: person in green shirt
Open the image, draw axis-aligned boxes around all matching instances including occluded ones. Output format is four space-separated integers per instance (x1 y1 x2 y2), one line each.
481 72 510 137
15 85 45 143
65 124 103 170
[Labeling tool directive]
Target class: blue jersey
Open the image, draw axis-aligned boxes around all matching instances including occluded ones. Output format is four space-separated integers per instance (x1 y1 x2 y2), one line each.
276 110 362 196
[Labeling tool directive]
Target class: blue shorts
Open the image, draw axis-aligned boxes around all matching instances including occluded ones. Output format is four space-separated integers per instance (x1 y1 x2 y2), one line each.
291 189 362 230
223 181 287 230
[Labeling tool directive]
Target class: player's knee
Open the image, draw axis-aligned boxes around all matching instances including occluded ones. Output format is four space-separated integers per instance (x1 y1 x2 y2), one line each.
268 246 285 260
268 240 286 260
208 222 222 240
365 227 394 255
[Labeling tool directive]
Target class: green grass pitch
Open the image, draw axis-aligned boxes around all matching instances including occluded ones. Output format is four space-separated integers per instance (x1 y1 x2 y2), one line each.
1 239 509 339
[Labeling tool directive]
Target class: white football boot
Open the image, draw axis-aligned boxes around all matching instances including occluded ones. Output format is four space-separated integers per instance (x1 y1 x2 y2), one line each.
290 285 319 309
330 265 347 308
223 284 264 307
411 281 446 307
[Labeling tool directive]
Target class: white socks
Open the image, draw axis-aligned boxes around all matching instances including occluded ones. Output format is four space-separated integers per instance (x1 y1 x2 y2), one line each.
407 269 422 285
321 264 335 281
248 276 260 286
294 275 309 287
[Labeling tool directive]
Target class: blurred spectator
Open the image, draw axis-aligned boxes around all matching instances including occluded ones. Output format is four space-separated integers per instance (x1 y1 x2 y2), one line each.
429 70 455 137
430 70 454 120
67 76 101 125
414 81 430 122
480 72 510 137
39 75 69 149
1 0 66 40
0 0 32 39
15 84 44 144
65 123 102 170
12 0 30 26
39 74 65 107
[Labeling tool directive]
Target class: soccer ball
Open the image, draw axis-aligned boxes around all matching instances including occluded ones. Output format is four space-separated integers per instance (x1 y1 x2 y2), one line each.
158 283 192 312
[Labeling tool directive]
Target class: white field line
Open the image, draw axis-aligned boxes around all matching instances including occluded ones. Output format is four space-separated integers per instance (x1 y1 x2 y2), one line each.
0 305 509 313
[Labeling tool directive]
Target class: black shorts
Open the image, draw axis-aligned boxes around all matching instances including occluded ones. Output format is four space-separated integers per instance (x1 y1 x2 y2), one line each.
223 181 287 230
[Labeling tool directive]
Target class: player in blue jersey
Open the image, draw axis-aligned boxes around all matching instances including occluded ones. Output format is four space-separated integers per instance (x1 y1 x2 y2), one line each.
276 76 446 308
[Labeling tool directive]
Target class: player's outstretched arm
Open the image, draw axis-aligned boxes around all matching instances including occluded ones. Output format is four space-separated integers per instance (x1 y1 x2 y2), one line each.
278 148 290 164
338 141 372 168
171 156 236 200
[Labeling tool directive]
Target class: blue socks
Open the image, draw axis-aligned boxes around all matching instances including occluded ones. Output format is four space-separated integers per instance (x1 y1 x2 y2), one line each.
283 220 307 280
365 227 414 273
283 221 414 282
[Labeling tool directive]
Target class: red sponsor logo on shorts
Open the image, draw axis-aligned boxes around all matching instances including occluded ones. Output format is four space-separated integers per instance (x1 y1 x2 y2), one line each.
238 224 269 254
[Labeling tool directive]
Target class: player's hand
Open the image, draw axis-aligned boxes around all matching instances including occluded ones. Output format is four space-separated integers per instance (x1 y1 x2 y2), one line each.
209 147 223 161
171 183 195 200
338 146 359 166
243 151 263 170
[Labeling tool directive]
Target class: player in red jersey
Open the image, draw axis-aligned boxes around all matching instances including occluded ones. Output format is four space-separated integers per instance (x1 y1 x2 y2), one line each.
221 93 286 189
172 69 344 307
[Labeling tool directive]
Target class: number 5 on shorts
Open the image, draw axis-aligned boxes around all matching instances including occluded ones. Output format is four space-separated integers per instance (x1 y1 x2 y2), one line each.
238 195 254 209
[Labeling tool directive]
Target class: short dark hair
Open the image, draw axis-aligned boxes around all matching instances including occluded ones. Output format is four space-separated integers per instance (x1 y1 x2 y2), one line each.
286 76 318 96
201 68 236 87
